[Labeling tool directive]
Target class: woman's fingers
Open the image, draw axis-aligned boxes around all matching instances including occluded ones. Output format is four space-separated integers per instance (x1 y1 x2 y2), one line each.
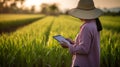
66 38 75 44
60 41 68 48
61 45 68 48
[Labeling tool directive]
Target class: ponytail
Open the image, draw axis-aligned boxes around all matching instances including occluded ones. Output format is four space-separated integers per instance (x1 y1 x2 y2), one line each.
95 18 102 32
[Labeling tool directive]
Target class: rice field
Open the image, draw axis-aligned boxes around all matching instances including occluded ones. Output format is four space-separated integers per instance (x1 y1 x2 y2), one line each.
0 14 120 67
0 14 44 33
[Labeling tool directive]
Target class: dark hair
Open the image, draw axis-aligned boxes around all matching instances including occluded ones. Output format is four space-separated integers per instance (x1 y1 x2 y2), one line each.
95 18 102 32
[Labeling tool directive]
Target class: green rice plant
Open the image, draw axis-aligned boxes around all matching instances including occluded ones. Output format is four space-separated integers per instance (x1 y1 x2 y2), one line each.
0 15 120 67
46 15 82 67
0 14 44 22
0 16 55 67
100 29 120 67
0 14 45 33
100 16 120 33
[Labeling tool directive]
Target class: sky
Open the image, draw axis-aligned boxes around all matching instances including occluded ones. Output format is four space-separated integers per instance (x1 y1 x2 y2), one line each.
23 0 120 12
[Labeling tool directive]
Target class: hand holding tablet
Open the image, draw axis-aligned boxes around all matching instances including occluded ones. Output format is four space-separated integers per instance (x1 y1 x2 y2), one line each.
53 35 71 47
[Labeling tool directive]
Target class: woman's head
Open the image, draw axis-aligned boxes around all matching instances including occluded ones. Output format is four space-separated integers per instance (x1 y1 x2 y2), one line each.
68 0 103 32
79 18 96 24
68 0 103 19
80 18 94 21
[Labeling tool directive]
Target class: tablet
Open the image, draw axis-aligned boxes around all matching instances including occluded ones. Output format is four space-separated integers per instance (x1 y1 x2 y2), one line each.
53 35 71 46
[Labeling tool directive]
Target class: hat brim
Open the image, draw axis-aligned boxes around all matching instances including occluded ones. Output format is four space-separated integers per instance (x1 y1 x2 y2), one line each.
68 8 103 19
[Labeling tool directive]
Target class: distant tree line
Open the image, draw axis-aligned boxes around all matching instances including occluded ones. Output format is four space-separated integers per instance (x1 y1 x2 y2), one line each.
103 11 120 16
40 3 62 15
0 0 31 13
1 0 119 16
101 8 120 16
0 0 62 15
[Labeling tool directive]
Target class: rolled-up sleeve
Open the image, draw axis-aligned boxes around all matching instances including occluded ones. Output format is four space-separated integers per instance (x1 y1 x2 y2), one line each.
69 26 92 55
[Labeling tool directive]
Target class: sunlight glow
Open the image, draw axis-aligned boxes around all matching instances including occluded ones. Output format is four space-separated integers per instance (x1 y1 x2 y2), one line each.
24 0 40 7
23 0 120 12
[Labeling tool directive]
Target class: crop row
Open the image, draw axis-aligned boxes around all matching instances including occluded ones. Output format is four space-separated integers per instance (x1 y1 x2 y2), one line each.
0 14 45 33
0 15 120 67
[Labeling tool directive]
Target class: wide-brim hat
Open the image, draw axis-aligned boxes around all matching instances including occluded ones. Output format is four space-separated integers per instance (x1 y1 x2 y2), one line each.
68 0 103 19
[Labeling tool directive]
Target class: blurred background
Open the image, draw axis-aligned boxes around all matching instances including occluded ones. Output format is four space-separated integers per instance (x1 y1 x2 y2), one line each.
0 0 120 15
0 0 120 67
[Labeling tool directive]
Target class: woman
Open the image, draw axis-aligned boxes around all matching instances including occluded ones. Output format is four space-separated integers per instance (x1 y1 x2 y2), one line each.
60 0 103 67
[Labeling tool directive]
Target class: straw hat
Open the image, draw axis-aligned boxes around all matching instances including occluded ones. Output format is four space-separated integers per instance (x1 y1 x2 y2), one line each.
68 0 103 19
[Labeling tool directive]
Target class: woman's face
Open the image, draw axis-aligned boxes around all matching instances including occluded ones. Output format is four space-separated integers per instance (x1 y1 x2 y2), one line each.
80 19 86 22
80 18 94 22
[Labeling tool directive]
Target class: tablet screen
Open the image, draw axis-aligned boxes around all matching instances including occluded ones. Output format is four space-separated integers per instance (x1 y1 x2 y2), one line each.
53 35 71 46
53 35 66 42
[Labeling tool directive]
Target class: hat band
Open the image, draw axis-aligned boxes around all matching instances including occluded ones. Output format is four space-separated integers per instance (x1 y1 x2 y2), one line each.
76 7 96 10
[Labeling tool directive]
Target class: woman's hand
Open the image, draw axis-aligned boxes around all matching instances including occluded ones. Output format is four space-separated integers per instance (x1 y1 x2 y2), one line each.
60 38 75 48
66 38 75 44
60 41 69 48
